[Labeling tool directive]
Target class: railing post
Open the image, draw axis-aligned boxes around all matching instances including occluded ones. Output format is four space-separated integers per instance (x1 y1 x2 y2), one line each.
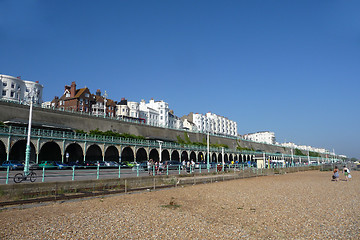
166 165 169 176
199 165 201 174
136 165 139 177
72 166 75 181
42 166 45 182
179 165 181 175
97 165 100 179
5 166 9 184
118 165 121 178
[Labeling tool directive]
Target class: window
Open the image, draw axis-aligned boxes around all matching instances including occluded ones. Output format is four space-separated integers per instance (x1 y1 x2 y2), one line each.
2 90 6 96
2 82 7 87
66 92 70 97
85 93 89 98
10 91 14 97
26 88 29 92
85 99 88 104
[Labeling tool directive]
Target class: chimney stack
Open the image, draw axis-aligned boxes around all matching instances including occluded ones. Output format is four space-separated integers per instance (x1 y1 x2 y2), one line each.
70 82 76 97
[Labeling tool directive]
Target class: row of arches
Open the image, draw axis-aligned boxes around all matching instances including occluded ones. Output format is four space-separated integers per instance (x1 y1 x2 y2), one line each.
0 139 260 164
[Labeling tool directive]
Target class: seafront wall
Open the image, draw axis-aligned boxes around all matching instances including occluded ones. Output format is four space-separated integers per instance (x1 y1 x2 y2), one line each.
0 100 291 155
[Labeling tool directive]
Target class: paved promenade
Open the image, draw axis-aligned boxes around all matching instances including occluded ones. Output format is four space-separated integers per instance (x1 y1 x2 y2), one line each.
0 170 359 239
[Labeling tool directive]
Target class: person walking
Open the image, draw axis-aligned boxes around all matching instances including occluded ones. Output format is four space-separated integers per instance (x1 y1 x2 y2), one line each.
343 165 349 181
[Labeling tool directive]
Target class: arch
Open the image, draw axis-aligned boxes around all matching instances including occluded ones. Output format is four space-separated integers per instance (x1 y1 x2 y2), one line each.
162 149 170 162
9 140 36 162
211 153 217 162
229 154 233 162
190 151 196 162
198 152 204 162
86 144 103 162
181 151 188 161
0 140 6 164
39 141 62 162
65 143 83 163
105 145 119 162
136 148 147 162
218 153 223 163
121 147 134 163
149 149 159 162
224 154 229 162
171 150 180 161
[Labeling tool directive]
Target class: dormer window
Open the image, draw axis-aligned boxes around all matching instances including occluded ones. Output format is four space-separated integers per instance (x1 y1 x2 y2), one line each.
85 93 89 98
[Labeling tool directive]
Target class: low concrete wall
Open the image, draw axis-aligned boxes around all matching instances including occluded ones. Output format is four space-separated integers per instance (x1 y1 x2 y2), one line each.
0 166 319 205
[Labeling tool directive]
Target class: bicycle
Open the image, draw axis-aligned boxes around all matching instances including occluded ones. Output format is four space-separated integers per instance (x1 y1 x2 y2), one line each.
13 171 37 183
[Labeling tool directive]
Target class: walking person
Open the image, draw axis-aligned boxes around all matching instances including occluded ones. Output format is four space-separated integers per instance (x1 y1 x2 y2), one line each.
147 159 153 175
343 165 350 181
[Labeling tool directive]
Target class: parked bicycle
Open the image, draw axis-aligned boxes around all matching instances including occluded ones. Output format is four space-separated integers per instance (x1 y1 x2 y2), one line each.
13 171 37 183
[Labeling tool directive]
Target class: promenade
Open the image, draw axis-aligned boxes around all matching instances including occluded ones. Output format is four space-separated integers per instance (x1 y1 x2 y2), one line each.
0 170 358 239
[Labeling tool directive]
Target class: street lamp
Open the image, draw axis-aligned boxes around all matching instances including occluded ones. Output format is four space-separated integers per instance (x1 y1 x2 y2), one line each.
207 131 210 171
24 88 38 174
157 140 163 162
103 90 108 118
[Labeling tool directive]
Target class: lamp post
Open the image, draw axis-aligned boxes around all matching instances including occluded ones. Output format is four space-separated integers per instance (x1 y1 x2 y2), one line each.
24 88 37 174
103 91 108 118
207 131 210 171
157 140 163 162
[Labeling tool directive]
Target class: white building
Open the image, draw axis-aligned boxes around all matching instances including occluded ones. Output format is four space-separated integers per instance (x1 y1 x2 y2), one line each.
115 98 140 119
182 112 238 137
139 99 159 126
243 131 275 145
0 74 43 104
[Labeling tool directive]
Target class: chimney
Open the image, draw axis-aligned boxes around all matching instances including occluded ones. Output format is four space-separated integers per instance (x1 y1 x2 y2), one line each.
96 89 101 96
70 82 76 97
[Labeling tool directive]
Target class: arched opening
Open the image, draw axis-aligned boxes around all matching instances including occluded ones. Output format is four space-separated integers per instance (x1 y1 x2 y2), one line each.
224 154 229 162
9 140 36 162
86 144 103 162
171 150 180 161
211 153 217 162
65 143 83 163
121 147 134 163
149 149 159 162
181 151 188 161
190 151 196 162
198 152 204 162
229 154 233 162
105 146 119 162
162 149 170 161
136 148 147 162
39 141 62 162
218 153 223 163
0 141 6 164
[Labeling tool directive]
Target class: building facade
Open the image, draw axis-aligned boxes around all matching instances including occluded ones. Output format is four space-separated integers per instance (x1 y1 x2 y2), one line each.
243 131 276 145
182 112 238 137
0 74 43 104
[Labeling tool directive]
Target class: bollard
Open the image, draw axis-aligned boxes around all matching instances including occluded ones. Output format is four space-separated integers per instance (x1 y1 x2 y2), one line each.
118 165 121 178
6 166 9 184
72 166 75 181
97 165 100 179
42 166 45 182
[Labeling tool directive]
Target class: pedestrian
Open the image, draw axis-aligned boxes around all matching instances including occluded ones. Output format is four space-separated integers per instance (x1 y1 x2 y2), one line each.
343 165 349 181
332 166 339 181
147 159 153 175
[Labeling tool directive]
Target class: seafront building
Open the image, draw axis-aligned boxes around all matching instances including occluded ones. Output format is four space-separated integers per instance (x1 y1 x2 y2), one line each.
182 112 238 137
242 131 276 145
0 74 43 104
1 74 338 156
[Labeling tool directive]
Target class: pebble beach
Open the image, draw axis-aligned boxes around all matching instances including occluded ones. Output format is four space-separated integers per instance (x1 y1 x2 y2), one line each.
0 170 359 239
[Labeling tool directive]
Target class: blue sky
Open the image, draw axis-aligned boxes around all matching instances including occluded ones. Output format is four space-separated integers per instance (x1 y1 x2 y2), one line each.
1 0 359 158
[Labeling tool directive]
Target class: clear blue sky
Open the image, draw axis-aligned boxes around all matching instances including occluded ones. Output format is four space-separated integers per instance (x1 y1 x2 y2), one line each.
1 0 359 158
